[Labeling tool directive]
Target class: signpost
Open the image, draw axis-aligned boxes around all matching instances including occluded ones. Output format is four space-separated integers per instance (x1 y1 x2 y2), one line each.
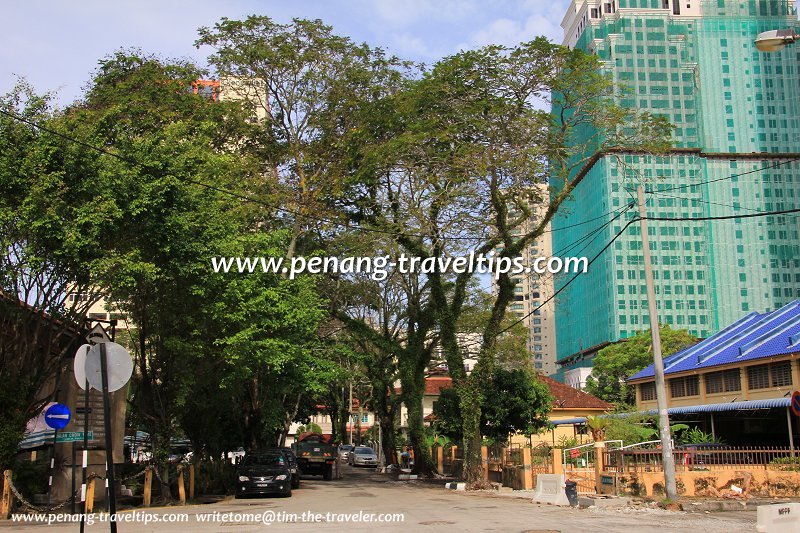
78 324 131 533
790 391 800 459
44 403 70 505
44 404 71 430
55 432 92 443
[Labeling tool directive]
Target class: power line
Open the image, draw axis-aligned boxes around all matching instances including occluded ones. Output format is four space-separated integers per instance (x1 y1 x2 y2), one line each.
458 216 641 353
624 156 800 194
643 206 800 222
460 204 800 353
0 107 628 244
644 190 765 214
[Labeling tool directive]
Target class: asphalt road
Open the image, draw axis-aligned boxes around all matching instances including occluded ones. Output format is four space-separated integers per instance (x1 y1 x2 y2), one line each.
1 465 758 532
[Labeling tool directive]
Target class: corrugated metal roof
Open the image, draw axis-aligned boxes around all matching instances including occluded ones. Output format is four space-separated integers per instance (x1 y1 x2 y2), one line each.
661 398 790 415
548 398 790 426
629 300 800 381
551 417 587 426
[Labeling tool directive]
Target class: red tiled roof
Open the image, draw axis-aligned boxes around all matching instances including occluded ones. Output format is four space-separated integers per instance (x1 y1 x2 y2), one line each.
536 374 611 410
425 377 453 395
395 374 609 410
397 374 609 410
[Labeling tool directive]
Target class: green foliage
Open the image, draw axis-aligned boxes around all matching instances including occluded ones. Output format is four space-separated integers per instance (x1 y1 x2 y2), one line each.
674 426 721 446
556 436 581 449
434 368 552 446
770 457 800 471
297 423 323 435
585 325 699 406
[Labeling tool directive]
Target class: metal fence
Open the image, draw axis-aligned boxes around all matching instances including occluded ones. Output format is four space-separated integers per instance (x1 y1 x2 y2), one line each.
606 445 799 473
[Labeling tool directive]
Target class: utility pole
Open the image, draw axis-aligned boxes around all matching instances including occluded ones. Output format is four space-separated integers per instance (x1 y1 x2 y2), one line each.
637 185 677 500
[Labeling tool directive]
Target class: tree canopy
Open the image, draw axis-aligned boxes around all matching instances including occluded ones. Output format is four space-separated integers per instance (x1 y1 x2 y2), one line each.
585 325 700 406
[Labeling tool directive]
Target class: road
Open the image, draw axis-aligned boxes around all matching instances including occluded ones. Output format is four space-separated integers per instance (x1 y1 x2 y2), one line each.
1 465 757 532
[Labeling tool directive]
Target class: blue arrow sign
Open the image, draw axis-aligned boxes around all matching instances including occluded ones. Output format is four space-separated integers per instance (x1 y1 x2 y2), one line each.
44 403 71 430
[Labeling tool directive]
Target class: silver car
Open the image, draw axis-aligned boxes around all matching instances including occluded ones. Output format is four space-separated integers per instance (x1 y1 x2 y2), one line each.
348 446 377 467
338 444 354 461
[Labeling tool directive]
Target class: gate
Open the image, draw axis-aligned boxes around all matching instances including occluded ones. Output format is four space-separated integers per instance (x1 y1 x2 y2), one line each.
563 441 623 494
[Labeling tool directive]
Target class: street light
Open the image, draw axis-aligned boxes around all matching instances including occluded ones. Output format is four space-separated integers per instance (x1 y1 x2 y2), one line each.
755 29 799 52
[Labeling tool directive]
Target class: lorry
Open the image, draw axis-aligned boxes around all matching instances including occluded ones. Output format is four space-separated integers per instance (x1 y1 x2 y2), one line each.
291 432 337 480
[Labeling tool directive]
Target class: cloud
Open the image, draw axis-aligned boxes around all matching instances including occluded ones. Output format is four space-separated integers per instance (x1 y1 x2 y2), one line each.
368 0 479 27
390 33 435 58
469 0 572 48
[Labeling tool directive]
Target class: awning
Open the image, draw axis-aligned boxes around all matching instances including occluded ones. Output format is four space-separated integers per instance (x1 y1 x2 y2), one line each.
551 418 587 426
658 397 790 415
548 398 791 427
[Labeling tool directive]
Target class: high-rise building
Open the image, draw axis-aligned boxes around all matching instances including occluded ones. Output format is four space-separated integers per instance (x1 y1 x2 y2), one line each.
492 185 558 374
552 0 800 380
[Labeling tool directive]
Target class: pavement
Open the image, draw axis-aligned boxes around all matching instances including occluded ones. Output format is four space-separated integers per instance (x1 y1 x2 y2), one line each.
0 465 758 532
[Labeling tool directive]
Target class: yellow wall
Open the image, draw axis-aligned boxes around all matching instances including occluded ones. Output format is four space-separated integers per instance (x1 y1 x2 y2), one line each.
634 355 800 410
510 408 606 447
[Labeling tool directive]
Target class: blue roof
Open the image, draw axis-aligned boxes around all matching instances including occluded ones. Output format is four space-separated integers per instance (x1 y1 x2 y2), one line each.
629 300 800 381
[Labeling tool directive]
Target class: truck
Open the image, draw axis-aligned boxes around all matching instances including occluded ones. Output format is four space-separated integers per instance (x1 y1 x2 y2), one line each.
291 432 337 480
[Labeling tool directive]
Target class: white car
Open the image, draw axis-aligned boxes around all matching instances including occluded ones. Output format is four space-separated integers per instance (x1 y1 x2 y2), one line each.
348 446 377 467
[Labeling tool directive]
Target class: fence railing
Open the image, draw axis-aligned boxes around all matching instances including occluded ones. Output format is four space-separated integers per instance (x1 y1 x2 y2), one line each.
607 446 799 473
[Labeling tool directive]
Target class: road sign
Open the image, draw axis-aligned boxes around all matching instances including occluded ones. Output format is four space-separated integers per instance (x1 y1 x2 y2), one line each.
85 342 133 392
44 404 71 430
85 324 111 345
792 391 800 417
74 344 91 390
55 432 93 443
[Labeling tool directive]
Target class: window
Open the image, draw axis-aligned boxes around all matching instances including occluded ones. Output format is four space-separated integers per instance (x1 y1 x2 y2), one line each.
640 382 656 401
669 375 699 398
705 369 741 394
748 361 793 389
361 414 369 423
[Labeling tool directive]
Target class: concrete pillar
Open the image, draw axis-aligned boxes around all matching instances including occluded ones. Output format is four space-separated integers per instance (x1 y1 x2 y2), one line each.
481 446 489 480
436 447 444 474
552 449 564 476
522 448 534 490
594 441 606 494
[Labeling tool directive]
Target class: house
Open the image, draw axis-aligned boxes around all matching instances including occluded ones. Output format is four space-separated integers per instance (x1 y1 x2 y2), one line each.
399 373 611 445
626 300 800 446
515 374 612 447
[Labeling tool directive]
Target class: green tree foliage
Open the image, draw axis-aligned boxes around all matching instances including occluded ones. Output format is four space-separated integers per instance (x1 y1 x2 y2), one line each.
585 325 699 406
0 82 125 468
433 368 552 446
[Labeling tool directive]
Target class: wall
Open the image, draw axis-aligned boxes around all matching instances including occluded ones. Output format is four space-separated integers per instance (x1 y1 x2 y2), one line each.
625 468 800 498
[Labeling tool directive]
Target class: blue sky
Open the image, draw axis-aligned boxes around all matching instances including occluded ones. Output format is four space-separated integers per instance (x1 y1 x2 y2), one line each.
2 0 573 106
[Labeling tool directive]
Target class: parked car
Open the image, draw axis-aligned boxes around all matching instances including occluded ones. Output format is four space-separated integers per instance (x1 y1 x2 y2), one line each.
338 444 355 461
235 450 293 498
280 447 301 489
348 446 378 467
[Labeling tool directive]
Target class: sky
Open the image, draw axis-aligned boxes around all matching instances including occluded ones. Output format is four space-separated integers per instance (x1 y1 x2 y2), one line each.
2 0 574 106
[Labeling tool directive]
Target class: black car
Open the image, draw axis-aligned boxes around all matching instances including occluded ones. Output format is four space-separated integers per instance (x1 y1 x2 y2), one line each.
235 450 293 498
280 447 301 489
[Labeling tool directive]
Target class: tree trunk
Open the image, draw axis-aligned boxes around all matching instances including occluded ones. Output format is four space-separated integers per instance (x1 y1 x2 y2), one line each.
380 413 396 465
403 372 436 477
459 376 484 483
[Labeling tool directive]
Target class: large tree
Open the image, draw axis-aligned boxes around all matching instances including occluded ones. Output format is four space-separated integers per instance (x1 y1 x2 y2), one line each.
339 40 671 482
433 367 552 446
0 83 124 469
